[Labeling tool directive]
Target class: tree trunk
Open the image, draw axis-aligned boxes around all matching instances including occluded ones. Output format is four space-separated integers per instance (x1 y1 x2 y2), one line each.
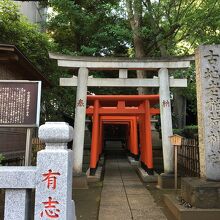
126 0 150 94
173 93 186 129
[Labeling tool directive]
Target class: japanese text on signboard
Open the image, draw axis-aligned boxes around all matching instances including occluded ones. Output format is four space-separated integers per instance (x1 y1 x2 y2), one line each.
0 81 40 126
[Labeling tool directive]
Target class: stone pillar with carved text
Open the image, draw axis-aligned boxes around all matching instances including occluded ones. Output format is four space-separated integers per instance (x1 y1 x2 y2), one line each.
34 122 76 220
196 45 220 181
72 67 89 175
159 68 174 174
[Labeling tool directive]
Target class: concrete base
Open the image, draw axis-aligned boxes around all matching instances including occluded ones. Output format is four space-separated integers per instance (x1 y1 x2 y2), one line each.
157 173 181 189
86 156 104 182
73 173 88 189
137 167 158 183
99 156 104 166
128 156 140 166
181 177 220 208
164 194 220 220
86 166 103 183
141 162 154 175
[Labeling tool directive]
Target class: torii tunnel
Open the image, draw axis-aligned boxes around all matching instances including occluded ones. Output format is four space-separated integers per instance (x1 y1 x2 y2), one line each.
86 95 160 175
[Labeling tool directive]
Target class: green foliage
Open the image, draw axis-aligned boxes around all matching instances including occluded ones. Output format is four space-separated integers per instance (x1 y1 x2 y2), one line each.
138 0 220 56
0 0 76 122
47 0 134 96
47 0 131 56
0 154 4 165
0 0 53 72
171 64 197 114
46 0 220 98
173 125 198 139
2 0 220 122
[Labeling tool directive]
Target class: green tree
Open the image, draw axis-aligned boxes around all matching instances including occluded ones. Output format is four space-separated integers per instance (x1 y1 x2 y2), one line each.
125 0 220 57
47 0 220 120
47 0 137 95
47 0 131 56
171 65 197 127
0 0 76 122
0 0 53 72
125 0 220 125
3 0 220 123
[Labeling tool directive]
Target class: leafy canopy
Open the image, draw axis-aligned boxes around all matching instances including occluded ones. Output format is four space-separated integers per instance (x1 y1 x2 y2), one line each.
47 0 131 56
0 0 76 121
2 0 220 122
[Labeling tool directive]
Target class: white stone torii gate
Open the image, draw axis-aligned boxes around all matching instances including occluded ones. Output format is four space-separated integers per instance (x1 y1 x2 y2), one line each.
49 53 192 176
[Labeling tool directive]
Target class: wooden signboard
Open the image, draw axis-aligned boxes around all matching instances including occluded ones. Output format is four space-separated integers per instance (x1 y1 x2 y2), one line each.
0 81 41 127
169 134 183 146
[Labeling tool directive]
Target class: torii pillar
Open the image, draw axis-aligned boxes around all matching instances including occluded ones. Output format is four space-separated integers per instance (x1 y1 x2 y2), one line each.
72 68 88 175
159 68 173 173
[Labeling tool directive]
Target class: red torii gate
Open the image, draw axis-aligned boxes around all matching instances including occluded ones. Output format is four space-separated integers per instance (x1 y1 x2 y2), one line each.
101 116 138 157
86 95 160 175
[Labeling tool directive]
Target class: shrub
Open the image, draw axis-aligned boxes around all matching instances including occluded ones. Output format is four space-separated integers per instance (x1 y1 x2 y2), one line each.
173 125 198 139
0 154 4 165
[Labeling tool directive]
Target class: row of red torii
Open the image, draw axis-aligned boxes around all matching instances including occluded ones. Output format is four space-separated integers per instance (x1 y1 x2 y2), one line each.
50 54 192 176
87 95 159 175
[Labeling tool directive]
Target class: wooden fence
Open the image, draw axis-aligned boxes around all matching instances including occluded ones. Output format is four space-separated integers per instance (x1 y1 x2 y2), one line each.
32 138 45 164
177 138 200 177
32 137 45 151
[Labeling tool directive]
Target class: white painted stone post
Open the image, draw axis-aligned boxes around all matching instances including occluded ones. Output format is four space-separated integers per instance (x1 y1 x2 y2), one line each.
196 45 220 181
73 67 89 175
159 68 174 174
35 122 76 220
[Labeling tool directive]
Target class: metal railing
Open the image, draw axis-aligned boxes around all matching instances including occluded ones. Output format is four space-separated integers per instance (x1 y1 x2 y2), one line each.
177 138 200 177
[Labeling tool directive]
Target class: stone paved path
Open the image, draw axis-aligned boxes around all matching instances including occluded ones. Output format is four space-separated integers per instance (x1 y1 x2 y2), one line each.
98 158 167 220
